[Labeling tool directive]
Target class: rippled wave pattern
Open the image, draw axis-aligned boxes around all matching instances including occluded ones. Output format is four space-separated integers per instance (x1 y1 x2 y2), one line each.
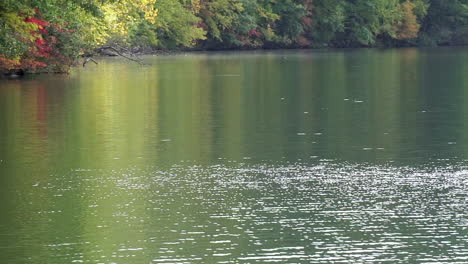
1 49 467 264
11 162 466 264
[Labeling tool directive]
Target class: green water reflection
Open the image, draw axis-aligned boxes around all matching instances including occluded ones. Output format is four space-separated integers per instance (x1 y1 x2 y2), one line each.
0 48 467 263
1 48 467 168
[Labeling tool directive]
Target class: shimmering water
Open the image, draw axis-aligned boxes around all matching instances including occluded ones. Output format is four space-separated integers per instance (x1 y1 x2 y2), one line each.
0 48 467 263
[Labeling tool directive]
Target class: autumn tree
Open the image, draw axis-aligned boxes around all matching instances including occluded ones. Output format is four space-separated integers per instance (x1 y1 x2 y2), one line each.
397 1 422 40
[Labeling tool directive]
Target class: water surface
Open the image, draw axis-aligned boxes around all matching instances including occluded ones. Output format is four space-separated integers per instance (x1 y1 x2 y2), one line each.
0 48 467 263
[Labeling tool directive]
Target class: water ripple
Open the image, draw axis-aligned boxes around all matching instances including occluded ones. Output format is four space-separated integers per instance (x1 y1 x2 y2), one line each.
5 162 468 263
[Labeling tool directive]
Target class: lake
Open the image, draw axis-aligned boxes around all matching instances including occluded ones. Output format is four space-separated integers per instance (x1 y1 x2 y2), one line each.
0 48 467 263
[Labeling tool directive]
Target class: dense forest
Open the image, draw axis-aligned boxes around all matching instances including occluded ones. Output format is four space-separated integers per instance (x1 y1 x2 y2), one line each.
1 0 467 74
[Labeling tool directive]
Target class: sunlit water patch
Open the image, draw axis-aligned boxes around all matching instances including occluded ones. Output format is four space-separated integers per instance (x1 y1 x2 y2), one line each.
1 48 468 264
2 162 466 264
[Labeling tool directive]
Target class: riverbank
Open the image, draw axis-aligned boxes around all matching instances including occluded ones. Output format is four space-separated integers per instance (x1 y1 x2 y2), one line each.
2 43 467 79
2 0 467 76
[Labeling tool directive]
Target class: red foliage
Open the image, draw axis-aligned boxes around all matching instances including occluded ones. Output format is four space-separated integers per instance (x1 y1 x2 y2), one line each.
296 35 311 47
35 38 45 46
16 9 54 70
195 21 209 32
19 58 47 70
0 7 75 72
304 0 314 12
24 17 49 27
302 17 313 28
248 29 262 38
30 36 53 58
49 36 58 44
302 0 314 28
23 9 53 59
25 17 49 35
299 0 314 46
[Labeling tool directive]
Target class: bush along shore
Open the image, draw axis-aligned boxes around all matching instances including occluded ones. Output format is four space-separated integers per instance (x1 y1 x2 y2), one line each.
1 0 467 76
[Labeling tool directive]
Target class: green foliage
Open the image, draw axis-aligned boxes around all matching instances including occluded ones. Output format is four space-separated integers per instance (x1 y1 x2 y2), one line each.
150 0 205 49
310 0 346 45
1 0 467 74
0 0 159 73
272 0 306 43
0 26 28 58
198 0 244 41
129 21 159 48
342 0 402 46
420 0 468 45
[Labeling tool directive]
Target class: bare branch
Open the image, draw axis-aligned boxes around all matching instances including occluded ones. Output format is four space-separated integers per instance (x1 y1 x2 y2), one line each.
96 46 145 65
83 57 98 67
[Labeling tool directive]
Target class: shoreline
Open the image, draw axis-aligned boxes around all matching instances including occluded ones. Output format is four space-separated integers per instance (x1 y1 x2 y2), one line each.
2 44 467 78
102 43 468 57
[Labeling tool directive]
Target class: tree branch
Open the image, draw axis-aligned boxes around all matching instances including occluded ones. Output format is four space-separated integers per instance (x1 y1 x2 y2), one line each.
96 46 145 65
83 57 98 67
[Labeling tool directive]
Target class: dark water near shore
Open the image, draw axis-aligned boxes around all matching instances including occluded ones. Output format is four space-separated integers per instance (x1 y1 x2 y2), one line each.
0 48 467 263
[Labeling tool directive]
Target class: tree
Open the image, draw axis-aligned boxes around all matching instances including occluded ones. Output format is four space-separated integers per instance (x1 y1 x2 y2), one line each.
0 0 159 73
420 0 468 45
344 0 402 46
396 1 424 40
272 0 307 46
310 0 346 46
145 0 206 49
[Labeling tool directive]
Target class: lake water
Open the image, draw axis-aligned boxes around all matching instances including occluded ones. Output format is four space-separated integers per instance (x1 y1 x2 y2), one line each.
0 48 467 263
